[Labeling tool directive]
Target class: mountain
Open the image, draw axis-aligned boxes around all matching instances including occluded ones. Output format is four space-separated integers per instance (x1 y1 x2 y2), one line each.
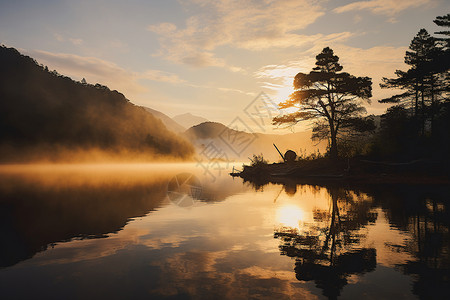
184 122 326 162
143 107 186 133
173 113 209 128
0 46 193 162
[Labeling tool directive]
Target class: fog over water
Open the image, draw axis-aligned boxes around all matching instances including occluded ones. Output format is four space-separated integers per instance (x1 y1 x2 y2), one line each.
0 163 448 299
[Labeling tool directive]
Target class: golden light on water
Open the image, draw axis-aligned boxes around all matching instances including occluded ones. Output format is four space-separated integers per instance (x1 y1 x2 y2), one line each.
276 204 305 229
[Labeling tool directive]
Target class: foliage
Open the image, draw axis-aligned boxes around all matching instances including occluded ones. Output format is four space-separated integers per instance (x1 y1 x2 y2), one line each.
0 45 194 160
274 187 377 299
273 47 372 159
297 149 324 161
380 23 450 137
370 14 450 162
249 153 268 167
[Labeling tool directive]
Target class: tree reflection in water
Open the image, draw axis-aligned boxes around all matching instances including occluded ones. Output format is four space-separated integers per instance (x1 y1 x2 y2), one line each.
274 186 377 299
374 186 450 299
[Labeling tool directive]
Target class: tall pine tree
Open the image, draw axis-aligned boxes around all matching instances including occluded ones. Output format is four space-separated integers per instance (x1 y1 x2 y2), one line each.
380 29 440 134
273 47 372 159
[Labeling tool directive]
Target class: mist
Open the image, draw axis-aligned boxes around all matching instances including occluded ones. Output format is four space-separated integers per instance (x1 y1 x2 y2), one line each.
0 46 194 163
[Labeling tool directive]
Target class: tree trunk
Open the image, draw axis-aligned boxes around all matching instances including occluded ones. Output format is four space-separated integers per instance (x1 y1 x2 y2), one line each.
330 131 338 159
421 83 425 136
415 80 419 117
430 80 435 137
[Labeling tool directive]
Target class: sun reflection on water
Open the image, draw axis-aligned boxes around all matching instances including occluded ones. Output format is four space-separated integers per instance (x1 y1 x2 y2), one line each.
276 204 305 230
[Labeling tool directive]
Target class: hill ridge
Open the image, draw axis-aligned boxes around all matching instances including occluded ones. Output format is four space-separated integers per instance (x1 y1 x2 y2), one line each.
0 45 193 162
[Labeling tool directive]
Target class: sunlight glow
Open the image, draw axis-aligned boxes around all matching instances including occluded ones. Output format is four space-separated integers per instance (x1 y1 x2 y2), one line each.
276 204 305 229
276 85 294 102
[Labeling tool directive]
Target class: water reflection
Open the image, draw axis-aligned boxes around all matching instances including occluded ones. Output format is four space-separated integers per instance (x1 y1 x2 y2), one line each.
0 165 171 268
371 186 450 299
0 164 449 299
274 186 377 299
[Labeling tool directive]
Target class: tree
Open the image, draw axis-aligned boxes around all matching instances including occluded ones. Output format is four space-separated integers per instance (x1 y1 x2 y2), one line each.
433 14 450 97
434 14 450 42
380 30 436 122
274 187 377 299
381 25 449 137
273 47 372 159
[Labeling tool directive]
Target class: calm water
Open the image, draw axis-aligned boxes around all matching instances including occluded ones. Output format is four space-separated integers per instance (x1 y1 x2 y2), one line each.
0 163 449 299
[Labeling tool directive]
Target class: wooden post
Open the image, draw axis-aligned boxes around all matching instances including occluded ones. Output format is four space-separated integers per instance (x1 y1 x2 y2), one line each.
273 143 285 162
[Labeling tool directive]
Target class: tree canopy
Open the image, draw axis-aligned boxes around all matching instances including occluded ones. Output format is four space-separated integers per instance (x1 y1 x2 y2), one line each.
273 47 373 159
380 15 450 141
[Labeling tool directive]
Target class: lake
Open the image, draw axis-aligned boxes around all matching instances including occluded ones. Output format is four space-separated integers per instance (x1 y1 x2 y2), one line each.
0 163 449 299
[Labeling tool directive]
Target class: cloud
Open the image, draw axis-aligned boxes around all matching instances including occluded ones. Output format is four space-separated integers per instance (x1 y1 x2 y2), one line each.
333 0 433 16
141 70 185 84
68 38 83 45
25 50 185 98
186 82 256 97
53 33 84 46
238 31 354 51
256 45 407 114
148 0 325 68
256 62 310 85
24 49 251 113
54 33 64 42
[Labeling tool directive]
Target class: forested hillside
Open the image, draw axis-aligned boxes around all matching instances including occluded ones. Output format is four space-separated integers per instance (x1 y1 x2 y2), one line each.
0 46 193 161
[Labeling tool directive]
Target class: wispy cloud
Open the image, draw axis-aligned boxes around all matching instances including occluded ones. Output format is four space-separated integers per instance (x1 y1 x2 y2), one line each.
256 45 407 114
25 50 185 98
68 38 83 46
141 70 185 84
256 61 310 84
186 82 256 97
333 0 433 16
53 33 84 46
24 49 253 111
148 0 326 69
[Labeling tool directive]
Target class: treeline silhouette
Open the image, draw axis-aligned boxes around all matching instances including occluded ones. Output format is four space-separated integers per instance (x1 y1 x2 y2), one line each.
360 14 450 161
0 46 193 161
272 14 449 163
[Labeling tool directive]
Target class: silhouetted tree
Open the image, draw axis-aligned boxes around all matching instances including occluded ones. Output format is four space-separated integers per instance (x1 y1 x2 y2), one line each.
434 14 450 44
380 30 433 130
273 47 372 159
433 14 450 97
274 186 377 299
381 25 449 136
372 185 450 299
369 106 422 159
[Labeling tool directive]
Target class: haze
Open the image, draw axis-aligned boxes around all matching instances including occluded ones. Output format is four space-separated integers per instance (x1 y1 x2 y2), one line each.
1 0 448 132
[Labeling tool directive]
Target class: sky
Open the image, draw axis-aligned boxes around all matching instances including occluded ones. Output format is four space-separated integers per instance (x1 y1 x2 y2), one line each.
1 0 449 133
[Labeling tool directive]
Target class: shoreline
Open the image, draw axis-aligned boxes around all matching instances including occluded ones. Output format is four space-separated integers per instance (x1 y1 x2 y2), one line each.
231 158 450 186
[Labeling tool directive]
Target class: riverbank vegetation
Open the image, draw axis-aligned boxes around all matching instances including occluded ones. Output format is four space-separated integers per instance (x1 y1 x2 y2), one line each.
237 14 450 182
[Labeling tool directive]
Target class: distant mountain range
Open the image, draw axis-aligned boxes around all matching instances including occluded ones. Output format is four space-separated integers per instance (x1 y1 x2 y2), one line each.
0 46 193 162
138 108 326 162
0 45 325 163
173 113 209 129
142 108 211 134
184 122 326 162
143 107 186 133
